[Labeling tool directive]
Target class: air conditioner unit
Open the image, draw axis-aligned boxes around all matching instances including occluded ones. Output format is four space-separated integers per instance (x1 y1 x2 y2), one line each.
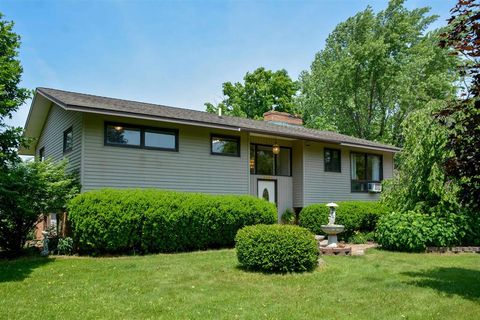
368 182 382 193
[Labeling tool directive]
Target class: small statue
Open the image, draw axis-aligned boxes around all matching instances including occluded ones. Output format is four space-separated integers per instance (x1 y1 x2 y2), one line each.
41 231 49 257
326 202 338 225
328 210 336 225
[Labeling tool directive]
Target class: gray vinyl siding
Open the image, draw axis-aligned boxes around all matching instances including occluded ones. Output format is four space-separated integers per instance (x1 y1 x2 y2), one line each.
292 140 304 208
81 114 249 194
303 141 394 205
31 97 400 219
35 104 83 175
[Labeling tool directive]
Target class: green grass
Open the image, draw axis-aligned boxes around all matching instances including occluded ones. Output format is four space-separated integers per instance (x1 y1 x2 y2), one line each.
1 249 479 319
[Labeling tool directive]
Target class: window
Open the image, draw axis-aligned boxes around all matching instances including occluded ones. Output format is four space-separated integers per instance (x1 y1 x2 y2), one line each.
250 144 292 176
106 124 141 146
145 129 177 150
276 147 291 176
63 127 73 153
211 135 240 156
39 147 45 162
256 145 274 175
104 122 178 151
324 148 341 172
351 152 383 192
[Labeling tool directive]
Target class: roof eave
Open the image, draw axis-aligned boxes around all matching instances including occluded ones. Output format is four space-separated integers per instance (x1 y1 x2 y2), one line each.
32 88 401 154
19 90 54 155
339 142 400 153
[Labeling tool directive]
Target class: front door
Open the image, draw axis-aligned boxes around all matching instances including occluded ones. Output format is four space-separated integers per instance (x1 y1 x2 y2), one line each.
257 180 276 205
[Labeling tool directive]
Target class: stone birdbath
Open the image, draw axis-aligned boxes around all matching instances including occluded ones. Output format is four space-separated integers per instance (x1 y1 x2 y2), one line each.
321 203 344 248
40 230 49 257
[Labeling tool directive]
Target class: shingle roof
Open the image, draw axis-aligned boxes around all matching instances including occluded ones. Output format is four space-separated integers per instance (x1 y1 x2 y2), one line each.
36 87 400 152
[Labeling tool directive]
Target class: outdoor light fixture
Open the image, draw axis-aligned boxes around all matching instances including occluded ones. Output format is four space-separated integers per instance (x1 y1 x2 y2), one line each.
114 126 123 131
272 143 280 155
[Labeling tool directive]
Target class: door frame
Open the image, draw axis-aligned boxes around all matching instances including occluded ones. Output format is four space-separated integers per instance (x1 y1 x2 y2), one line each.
257 179 278 206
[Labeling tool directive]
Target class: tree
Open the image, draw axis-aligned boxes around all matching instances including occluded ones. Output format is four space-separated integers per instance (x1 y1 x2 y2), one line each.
381 101 460 215
0 160 79 254
437 0 480 212
205 67 298 119
0 13 31 168
297 0 458 146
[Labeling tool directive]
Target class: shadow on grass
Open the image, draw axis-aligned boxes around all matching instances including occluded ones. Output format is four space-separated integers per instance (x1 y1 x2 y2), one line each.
0 256 53 283
234 264 317 275
402 267 480 301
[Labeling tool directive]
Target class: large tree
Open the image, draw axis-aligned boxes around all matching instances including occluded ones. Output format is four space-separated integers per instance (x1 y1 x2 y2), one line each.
205 67 298 119
0 12 31 167
297 0 458 146
0 160 79 254
381 101 459 215
437 0 479 212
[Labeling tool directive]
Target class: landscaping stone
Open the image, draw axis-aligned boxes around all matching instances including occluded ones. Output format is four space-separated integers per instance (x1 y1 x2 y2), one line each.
320 247 351 256
318 242 378 256
426 246 480 254
355 249 365 256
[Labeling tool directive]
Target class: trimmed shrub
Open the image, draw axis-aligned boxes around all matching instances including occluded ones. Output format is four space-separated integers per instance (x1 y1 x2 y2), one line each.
375 211 464 252
299 201 390 240
68 189 277 254
235 225 318 273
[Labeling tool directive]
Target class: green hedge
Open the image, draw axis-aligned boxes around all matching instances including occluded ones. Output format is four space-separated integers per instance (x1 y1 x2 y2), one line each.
68 189 277 254
235 225 318 273
299 201 390 240
375 211 464 252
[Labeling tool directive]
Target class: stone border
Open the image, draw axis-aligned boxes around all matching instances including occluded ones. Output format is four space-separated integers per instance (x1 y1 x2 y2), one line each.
320 247 352 256
426 246 480 253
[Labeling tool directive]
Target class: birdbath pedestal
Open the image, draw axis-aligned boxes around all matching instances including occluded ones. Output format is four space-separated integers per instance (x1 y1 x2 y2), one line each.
320 203 345 248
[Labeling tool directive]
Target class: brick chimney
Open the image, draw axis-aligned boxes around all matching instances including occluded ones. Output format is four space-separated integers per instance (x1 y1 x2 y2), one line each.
263 110 303 126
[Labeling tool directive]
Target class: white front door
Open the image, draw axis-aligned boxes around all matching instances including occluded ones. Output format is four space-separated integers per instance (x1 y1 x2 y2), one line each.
257 180 276 205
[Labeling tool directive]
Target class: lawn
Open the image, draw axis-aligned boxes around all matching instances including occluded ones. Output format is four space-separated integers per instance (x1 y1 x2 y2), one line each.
1 249 479 320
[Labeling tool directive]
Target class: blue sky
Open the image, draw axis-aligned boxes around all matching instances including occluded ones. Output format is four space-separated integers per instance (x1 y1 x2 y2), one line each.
3 0 455 128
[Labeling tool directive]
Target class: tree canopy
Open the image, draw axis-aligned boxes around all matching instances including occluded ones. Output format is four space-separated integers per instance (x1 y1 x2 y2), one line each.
381 101 459 215
205 67 298 119
0 13 31 167
437 0 480 212
0 160 80 253
297 0 458 146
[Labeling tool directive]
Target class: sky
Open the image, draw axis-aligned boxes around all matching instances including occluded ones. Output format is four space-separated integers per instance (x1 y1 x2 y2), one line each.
2 0 456 128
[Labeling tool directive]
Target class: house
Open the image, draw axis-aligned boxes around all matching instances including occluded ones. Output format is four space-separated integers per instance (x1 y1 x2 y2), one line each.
21 87 400 225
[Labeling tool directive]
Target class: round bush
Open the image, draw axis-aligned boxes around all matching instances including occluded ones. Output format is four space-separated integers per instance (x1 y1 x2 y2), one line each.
299 201 390 240
68 189 277 254
376 211 463 252
235 225 318 273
